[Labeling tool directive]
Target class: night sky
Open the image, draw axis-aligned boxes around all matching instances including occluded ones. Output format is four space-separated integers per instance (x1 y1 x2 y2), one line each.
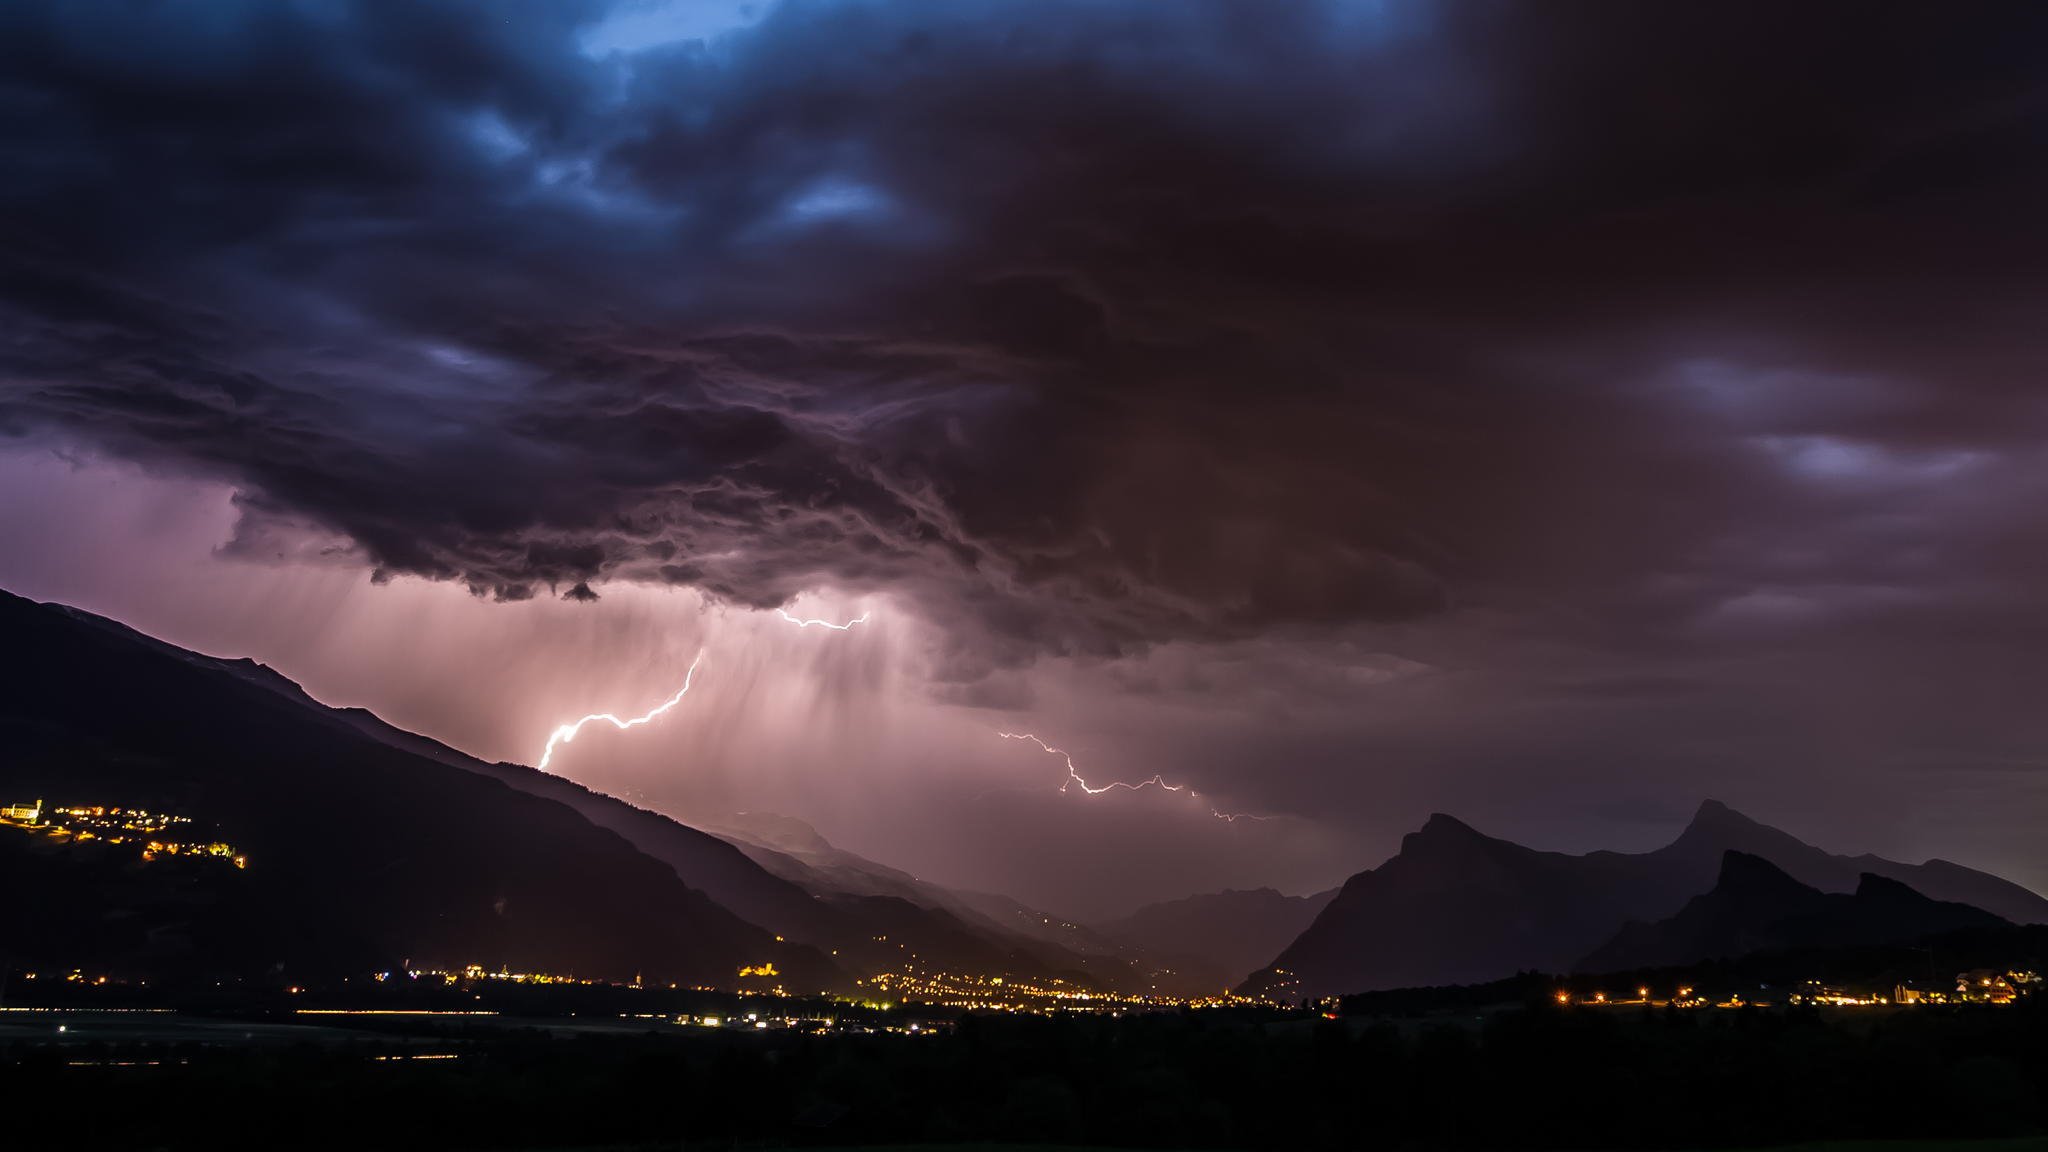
3 1 2046 918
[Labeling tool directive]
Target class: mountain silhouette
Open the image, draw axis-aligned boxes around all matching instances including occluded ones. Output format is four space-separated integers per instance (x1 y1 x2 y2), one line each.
0 589 840 989
0 589 1150 995
1241 802 2047 999
1578 850 2010 972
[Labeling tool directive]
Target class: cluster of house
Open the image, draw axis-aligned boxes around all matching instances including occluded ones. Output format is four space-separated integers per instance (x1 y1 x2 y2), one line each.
0 799 246 869
1789 969 2039 1007
1890 968 2039 1005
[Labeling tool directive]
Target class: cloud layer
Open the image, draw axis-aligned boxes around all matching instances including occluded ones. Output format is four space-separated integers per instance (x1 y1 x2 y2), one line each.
9 4 2048 908
5 1 2038 673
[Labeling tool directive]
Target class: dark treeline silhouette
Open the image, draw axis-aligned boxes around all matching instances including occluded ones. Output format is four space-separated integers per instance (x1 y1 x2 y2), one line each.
2 998 2041 1150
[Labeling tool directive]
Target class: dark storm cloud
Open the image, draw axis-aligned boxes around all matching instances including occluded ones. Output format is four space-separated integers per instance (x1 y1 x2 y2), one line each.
5 0 2048 668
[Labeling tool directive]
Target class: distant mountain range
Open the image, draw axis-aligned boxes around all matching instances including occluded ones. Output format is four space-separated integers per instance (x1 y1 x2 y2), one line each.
1579 850 2010 973
1243 801 2048 999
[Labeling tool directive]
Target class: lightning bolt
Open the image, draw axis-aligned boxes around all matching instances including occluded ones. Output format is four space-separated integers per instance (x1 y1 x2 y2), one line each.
775 608 871 630
996 732 1268 822
537 651 705 771
534 605 868 772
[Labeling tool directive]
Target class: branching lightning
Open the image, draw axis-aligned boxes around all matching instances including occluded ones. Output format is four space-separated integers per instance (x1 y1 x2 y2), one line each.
537 651 705 771
996 732 1268 822
535 604 871 772
775 608 871 630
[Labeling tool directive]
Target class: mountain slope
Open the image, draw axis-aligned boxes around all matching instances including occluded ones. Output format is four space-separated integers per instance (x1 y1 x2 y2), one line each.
29 592 1140 994
1243 801 2047 999
1095 887 1339 982
322 707 852 951
0 589 840 990
1578 851 2010 972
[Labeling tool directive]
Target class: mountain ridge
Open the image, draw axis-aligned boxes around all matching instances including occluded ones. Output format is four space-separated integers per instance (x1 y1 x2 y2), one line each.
0 589 843 990
1242 799 2048 999
1577 850 2011 972
23 591 1154 994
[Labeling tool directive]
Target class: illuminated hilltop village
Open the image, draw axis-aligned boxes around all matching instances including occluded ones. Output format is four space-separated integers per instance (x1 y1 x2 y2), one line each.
0 800 245 869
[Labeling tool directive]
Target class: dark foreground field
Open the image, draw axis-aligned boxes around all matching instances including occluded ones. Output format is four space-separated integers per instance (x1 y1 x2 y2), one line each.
2 997 2043 1151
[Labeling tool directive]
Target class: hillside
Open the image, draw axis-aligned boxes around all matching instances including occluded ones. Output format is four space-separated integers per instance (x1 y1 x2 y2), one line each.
0 589 840 990
14 591 1142 995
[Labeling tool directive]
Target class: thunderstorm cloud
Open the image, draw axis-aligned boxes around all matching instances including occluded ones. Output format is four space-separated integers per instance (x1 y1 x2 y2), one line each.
4 0 2036 666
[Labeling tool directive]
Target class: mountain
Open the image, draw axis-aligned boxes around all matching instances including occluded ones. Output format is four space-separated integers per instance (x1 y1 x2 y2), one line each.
1242 813 1686 998
1578 851 2011 973
7 591 1143 996
1095 887 1340 983
198 622 1128 991
325 707 851 951
1659 800 2048 926
1242 801 2048 999
0 589 840 990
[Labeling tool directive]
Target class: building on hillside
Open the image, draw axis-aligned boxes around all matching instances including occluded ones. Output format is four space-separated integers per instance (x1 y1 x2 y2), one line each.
0 800 41 823
1956 970 2017 1004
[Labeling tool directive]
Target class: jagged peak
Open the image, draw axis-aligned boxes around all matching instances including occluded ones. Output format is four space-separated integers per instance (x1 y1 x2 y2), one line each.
1666 798 1811 857
1419 812 1481 837
1398 811 1501 857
